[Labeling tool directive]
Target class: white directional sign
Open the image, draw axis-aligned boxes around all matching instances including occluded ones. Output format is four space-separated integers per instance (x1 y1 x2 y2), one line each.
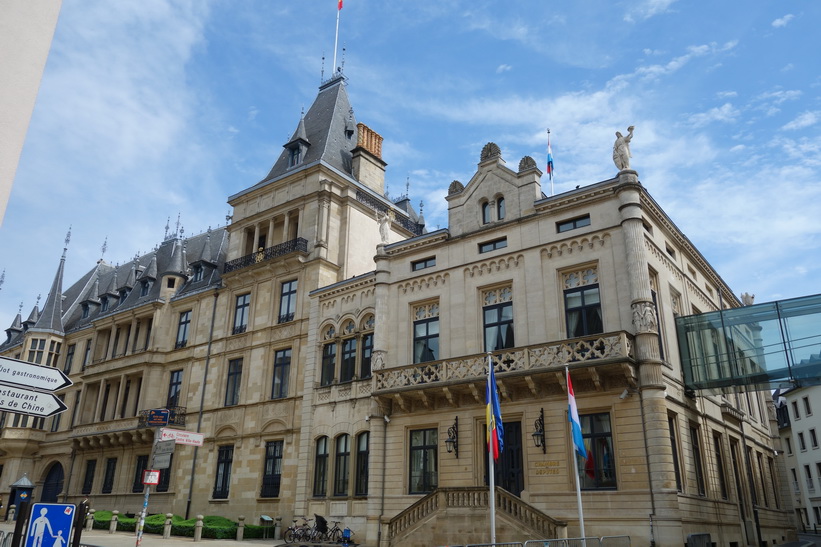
158 428 204 446
0 384 68 416
0 356 72 391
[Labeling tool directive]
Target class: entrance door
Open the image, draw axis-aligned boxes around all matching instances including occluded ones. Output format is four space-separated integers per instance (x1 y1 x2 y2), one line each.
485 421 524 496
41 463 65 502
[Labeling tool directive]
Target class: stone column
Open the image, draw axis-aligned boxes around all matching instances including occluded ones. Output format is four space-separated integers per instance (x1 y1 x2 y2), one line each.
615 170 677 516
113 374 126 419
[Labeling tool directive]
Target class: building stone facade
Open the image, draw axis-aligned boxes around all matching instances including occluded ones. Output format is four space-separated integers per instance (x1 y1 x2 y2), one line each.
0 73 794 546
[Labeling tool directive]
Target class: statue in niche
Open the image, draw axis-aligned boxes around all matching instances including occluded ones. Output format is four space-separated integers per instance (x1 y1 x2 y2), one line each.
377 210 391 243
613 126 635 171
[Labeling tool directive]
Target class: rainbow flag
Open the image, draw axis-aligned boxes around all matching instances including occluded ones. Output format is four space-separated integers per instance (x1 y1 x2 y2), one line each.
486 362 504 460
567 370 586 459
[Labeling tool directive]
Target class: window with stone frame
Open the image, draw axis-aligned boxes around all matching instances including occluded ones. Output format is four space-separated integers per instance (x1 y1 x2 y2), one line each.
481 200 491 224
563 267 603 338
320 326 337 386
224 358 242 407
334 434 351 496
355 431 369 496
271 348 291 399
63 344 76 374
261 440 284 497
668 415 683 492
82 459 97 495
45 340 62 367
496 196 506 220
233 293 251 335
413 302 440 363
713 433 729 500
132 455 148 493
649 271 665 360
690 424 706 496
175 310 191 349
576 412 616 490
278 280 298 323
483 286 514 352
340 320 357 383
28 338 46 364
409 428 438 494
166 369 183 408
213 445 234 499
157 454 173 493
102 457 117 494
313 436 329 497
360 315 374 379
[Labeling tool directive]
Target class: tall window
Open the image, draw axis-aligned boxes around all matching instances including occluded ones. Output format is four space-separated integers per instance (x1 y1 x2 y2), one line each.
133 455 149 492
409 428 438 494
102 458 117 494
341 338 357 383
321 342 337 387
313 436 329 497
278 280 297 323
82 339 92 369
272 349 291 399
799 432 807 451
28 338 45 364
355 432 369 496
50 395 64 432
483 287 514 351
497 197 505 220
481 201 491 224
224 359 242 407
713 433 727 500
690 425 706 496
176 311 191 349
82 459 97 495
157 455 173 493
63 344 76 374
45 341 62 366
577 413 616 490
261 440 283 497
192 265 204 282
213 445 234 499
563 268 602 338
756 452 769 507
140 280 151 297
361 332 373 379
167 369 183 408
233 294 250 335
413 303 439 363
668 416 682 492
334 434 351 496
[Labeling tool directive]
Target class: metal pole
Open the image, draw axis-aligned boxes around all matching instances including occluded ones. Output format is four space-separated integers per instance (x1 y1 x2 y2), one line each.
487 353 496 544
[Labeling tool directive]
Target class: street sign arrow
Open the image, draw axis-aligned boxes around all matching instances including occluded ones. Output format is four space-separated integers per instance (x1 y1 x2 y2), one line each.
0 384 68 417
0 356 72 392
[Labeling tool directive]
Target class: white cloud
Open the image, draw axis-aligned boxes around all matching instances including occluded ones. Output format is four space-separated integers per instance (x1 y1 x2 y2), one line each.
781 111 819 131
717 91 738 99
687 103 740 127
624 0 679 22
496 64 512 74
772 14 795 28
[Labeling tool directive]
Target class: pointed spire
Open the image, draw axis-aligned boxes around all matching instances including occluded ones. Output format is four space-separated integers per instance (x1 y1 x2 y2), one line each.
199 228 214 265
142 252 158 280
32 234 69 334
5 309 23 342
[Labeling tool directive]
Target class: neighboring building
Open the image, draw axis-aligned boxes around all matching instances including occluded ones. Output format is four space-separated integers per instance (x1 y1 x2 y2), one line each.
0 72 794 546
776 383 821 531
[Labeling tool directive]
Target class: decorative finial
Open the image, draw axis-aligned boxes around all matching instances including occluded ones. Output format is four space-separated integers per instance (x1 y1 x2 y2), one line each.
225 211 233 224
405 176 410 199
419 200 424 215
340 45 346 72
321 53 325 82
18 301 23 315
0 269 5 291
175 213 181 238
164 217 171 240
101 236 108 259
36 293 41 307
64 225 72 248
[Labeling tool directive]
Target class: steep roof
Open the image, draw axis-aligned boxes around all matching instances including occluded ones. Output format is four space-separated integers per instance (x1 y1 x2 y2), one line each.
30 250 67 335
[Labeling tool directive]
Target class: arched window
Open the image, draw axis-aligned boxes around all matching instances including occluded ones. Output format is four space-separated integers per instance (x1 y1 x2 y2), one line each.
481 201 491 224
497 197 505 220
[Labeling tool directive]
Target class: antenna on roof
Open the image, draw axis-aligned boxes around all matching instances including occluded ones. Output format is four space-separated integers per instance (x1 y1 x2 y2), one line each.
341 45 346 73
101 236 108 260
405 176 410 199
332 0 343 74
321 53 325 82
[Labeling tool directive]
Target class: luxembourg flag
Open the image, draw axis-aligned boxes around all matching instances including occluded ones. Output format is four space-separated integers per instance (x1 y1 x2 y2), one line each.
486 362 504 460
567 369 587 459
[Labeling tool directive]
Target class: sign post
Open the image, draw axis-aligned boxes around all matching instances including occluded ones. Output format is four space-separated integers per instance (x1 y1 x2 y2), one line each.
0 357 72 419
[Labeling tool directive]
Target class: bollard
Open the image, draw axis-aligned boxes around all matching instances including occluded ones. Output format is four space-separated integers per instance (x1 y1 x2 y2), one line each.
86 509 95 531
109 510 119 534
275 516 282 540
194 514 203 542
237 515 245 541
164 513 173 539
7 505 15 521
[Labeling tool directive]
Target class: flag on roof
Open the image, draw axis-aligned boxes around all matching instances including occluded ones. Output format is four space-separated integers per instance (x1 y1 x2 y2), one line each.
338 0 343 9
546 133 554 180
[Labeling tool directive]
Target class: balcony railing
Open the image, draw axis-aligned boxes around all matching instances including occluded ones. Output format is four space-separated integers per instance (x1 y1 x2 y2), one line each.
374 331 633 392
223 237 308 273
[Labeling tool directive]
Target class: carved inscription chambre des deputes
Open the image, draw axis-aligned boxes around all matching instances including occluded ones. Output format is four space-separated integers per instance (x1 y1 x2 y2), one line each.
534 461 561 475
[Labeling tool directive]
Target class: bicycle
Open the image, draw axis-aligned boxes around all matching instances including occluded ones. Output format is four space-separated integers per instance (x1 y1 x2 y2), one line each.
284 516 313 544
325 520 343 543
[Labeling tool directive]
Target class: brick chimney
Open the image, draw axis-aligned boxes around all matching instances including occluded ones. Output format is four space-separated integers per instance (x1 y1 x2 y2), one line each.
352 123 387 194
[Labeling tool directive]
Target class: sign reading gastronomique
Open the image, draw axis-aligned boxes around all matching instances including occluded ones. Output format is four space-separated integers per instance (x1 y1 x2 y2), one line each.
0 356 73 391
0 384 68 416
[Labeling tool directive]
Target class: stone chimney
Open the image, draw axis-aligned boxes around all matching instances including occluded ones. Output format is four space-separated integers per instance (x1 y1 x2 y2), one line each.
352 123 387 194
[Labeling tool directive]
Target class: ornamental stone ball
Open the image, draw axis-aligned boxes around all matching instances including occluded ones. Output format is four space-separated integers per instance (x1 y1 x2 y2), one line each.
613 125 635 171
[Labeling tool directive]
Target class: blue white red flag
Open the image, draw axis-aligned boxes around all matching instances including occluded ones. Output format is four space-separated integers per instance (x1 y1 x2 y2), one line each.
546 135 554 180
567 370 586 459
486 363 504 460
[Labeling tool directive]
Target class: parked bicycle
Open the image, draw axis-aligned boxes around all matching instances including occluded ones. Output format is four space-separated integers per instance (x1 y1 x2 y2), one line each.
284 515 314 543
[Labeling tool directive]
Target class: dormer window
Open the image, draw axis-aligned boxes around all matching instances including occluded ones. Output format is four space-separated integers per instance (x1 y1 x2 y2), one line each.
497 197 505 220
192 265 204 282
288 146 301 168
119 289 130 305
100 296 109 312
82 303 90 319
140 280 152 297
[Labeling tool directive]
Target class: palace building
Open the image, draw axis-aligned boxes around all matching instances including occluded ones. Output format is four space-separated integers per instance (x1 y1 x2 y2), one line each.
0 71 795 546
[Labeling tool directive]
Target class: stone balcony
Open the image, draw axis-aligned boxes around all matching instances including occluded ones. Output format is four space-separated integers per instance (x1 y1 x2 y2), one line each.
373 331 635 409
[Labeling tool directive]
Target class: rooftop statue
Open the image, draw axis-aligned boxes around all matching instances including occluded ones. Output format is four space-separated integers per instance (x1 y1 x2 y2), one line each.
613 125 635 171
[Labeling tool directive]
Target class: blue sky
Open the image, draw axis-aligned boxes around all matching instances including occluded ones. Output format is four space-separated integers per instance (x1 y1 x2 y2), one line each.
1 0 820 330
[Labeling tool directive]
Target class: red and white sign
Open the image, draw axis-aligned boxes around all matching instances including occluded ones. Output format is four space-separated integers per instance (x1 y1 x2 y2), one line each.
143 470 160 485
158 427 204 446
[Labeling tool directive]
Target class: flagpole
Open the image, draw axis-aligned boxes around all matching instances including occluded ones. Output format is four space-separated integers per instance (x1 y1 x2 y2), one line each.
567 366 587 546
487 353 497 544
547 128 554 196
332 1 341 73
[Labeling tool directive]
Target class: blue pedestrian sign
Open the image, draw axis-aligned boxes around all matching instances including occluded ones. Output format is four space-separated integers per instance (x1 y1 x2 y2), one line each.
25 503 75 547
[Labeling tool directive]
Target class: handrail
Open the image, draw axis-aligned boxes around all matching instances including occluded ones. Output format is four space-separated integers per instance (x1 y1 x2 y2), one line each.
223 237 308 273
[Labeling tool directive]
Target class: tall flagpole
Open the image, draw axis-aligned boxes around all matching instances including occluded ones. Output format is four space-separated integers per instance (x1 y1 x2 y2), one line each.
487 353 497 544
547 128 554 196
332 1 342 73
567 366 587 545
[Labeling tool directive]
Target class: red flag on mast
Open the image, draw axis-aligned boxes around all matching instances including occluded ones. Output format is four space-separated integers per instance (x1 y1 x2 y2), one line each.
338 0 343 9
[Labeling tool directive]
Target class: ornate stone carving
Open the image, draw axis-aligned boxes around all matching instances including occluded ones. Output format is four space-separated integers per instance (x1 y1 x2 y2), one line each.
372 350 386 370
448 180 464 195
480 142 502 161
518 156 537 172
631 301 658 333
613 126 635 170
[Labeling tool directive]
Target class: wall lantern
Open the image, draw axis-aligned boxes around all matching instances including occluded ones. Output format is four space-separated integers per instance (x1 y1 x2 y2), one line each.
445 416 459 458
532 407 546 453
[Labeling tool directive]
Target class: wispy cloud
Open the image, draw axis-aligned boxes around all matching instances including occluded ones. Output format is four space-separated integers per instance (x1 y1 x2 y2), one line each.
772 14 795 28
624 0 679 22
496 64 512 74
781 111 819 131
